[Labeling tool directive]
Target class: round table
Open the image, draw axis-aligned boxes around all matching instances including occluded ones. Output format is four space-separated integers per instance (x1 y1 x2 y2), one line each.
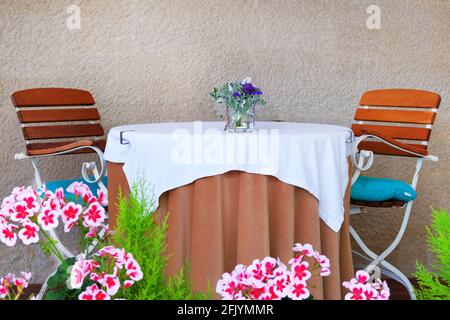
105 121 355 299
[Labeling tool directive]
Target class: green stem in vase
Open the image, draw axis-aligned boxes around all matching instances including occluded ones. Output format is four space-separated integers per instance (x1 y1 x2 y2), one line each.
235 114 243 127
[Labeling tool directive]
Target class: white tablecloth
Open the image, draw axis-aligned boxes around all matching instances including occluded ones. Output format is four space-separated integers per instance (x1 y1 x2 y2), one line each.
104 121 354 232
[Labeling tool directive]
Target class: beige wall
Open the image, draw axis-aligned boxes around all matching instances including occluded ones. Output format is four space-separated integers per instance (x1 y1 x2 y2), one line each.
0 0 449 283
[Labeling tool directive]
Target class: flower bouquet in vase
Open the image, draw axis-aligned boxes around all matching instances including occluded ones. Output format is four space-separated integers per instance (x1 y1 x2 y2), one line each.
210 77 266 132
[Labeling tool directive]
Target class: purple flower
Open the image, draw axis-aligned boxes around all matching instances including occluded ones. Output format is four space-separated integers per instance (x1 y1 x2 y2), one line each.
233 91 241 98
241 83 263 95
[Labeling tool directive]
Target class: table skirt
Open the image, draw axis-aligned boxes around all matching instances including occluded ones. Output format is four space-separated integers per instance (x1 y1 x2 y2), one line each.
108 162 354 300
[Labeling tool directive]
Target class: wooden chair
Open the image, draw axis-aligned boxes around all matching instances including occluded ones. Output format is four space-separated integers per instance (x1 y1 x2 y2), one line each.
11 87 108 258
350 88 441 300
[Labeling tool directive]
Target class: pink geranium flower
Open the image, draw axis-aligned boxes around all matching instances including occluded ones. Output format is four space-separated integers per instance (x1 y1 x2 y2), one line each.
79 284 110 300
345 283 366 300
355 270 370 284
0 272 32 300
125 255 143 281
217 243 331 300
216 273 240 299
62 203 82 224
13 275 29 289
18 222 39 245
10 201 34 222
70 246 143 300
291 261 311 282
98 271 121 296
292 243 315 257
287 279 310 300
124 280 134 289
343 270 390 300
1 195 15 211
0 224 17 247
270 273 290 298
83 203 105 227
70 264 85 289
37 208 59 231
0 284 8 299
43 197 62 211
17 193 39 212
96 190 108 207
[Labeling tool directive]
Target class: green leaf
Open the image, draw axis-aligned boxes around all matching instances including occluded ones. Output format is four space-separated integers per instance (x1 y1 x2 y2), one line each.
46 275 59 289
45 290 66 300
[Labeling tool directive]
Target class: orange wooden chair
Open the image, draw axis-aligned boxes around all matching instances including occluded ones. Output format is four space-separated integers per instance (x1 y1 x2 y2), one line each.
349 89 441 299
11 88 108 257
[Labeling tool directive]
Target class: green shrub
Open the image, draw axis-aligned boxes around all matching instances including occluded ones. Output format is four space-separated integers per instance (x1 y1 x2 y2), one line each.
414 208 450 300
113 182 210 300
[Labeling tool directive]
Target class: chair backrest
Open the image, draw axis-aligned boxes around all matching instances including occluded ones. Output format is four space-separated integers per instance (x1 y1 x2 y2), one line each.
11 88 106 156
352 89 441 157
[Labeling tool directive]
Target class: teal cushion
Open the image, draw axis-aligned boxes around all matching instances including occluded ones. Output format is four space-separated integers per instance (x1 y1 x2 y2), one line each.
43 177 108 202
351 176 416 202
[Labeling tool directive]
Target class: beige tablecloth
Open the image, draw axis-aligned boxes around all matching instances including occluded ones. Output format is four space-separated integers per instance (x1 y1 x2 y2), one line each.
107 161 354 299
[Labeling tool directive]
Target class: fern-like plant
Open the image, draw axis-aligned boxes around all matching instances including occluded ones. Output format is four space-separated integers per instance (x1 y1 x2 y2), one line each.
113 182 209 300
414 208 450 300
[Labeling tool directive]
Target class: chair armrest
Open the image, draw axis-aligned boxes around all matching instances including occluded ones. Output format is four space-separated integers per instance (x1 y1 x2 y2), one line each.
359 128 429 157
27 140 94 156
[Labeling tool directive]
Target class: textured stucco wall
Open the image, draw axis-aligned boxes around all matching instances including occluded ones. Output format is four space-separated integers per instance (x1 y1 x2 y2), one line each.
0 0 449 283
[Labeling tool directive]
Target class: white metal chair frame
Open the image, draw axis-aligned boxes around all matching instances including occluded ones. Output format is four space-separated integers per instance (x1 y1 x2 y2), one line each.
350 133 438 300
15 146 108 299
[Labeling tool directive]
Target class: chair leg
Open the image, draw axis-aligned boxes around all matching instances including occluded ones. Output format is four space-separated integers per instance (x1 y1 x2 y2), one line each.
31 158 43 189
378 259 417 300
366 201 414 270
349 199 417 300
352 249 417 300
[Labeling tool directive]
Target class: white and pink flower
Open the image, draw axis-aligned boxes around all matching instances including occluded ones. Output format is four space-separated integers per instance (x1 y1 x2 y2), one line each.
0 224 17 247
96 190 108 207
216 243 330 300
98 271 120 296
18 222 40 245
10 201 34 222
287 279 310 300
0 272 32 300
37 208 59 231
69 246 143 300
125 254 143 281
83 203 105 227
343 270 390 300
17 193 40 212
79 284 110 300
61 202 82 225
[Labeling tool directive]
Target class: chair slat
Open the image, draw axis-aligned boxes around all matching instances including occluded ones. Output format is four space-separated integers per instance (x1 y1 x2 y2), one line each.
26 139 106 156
23 124 104 140
358 141 427 157
360 89 441 108
12 88 95 107
351 124 431 141
18 108 100 123
354 109 436 125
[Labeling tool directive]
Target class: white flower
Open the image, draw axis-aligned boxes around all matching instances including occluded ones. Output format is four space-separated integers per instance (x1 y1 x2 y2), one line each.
241 77 252 85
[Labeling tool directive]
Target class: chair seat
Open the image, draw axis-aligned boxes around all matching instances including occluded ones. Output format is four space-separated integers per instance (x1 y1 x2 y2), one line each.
350 199 407 208
43 177 107 201
351 176 416 205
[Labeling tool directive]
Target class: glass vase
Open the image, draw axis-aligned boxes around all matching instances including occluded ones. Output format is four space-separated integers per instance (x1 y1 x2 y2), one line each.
225 104 255 133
